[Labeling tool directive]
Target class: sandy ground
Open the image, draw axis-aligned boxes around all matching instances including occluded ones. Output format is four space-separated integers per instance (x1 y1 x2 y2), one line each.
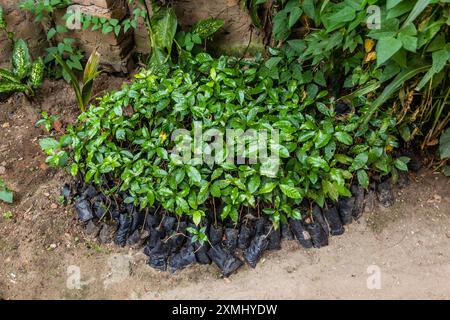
0 80 449 300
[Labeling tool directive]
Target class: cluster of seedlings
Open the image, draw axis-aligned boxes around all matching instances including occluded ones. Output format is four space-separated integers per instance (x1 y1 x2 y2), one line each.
67 160 418 276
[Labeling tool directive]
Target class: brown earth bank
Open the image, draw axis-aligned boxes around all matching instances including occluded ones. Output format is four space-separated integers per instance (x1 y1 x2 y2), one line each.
0 79 449 300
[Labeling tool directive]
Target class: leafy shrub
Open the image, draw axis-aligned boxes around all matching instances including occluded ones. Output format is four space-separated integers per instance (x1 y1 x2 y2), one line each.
244 0 449 160
41 52 408 228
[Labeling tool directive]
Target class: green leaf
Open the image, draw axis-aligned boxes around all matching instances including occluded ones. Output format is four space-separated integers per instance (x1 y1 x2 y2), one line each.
151 7 178 52
186 165 201 184
39 138 60 151
357 170 369 189
376 37 403 66
334 132 353 145
280 184 302 199
402 0 431 28
350 152 368 171
193 210 203 225
394 158 408 171
247 175 261 194
259 182 277 194
315 130 332 148
288 7 302 28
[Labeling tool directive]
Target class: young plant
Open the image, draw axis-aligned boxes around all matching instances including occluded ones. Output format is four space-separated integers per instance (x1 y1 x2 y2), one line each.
0 39 44 96
36 111 60 132
54 50 101 112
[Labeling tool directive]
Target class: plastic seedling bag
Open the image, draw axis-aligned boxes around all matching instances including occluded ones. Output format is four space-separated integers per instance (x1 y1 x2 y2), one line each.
281 222 294 240
238 223 254 250
115 213 132 246
289 219 313 248
351 185 365 220
223 228 239 252
306 222 328 248
312 205 329 235
169 245 196 273
207 245 243 277
265 222 281 250
147 241 170 271
338 196 355 225
193 241 211 264
244 235 269 268
209 224 223 246
323 205 344 236
75 198 93 222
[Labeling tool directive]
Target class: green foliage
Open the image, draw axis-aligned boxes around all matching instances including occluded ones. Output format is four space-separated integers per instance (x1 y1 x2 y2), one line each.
41 53 405 227
0 178 13 204
244 0 449 156
20 0 84 82
0 39 44 96
36 111 60 132
2 211 13 219
54 50 101 112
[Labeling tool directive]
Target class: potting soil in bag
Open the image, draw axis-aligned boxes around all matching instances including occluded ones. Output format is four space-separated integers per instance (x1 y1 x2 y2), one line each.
168 222 187 253
289 219 313 248
338 196 355 225
161 216 177 235
207 245 243 277
281 222 294 240
80 184 97 199
306 221 328 248
351 185 365 220
209 224 223 246
377 180 395 207
255 217 266 236
223 228 239 252
238 223 254 250
244 235 269 268
145 211 160 230
169 245 196 273
264 222 281 250
146 227 164 251
126 229 141 246
193 241 211 264
323 205 344 236
75 198 93 222
92 195 107 219
115 213 132 246
147 241 170 271
312 205 329 235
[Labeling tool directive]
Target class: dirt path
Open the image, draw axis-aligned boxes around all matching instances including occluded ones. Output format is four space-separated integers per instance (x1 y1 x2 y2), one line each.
1 81 449 300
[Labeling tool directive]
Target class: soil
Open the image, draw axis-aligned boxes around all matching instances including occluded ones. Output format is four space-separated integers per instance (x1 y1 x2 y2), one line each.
1 78 449 300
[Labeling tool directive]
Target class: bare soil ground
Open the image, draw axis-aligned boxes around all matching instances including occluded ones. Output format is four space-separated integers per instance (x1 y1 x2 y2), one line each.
0 79 449 300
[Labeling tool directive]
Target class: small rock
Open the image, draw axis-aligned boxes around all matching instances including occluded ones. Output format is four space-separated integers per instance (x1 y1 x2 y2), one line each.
2 122 10 128
50 203 58 209
0 166 5 175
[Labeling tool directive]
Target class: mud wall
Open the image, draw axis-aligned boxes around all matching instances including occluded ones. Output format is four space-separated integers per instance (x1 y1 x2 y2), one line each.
0 0 261 72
